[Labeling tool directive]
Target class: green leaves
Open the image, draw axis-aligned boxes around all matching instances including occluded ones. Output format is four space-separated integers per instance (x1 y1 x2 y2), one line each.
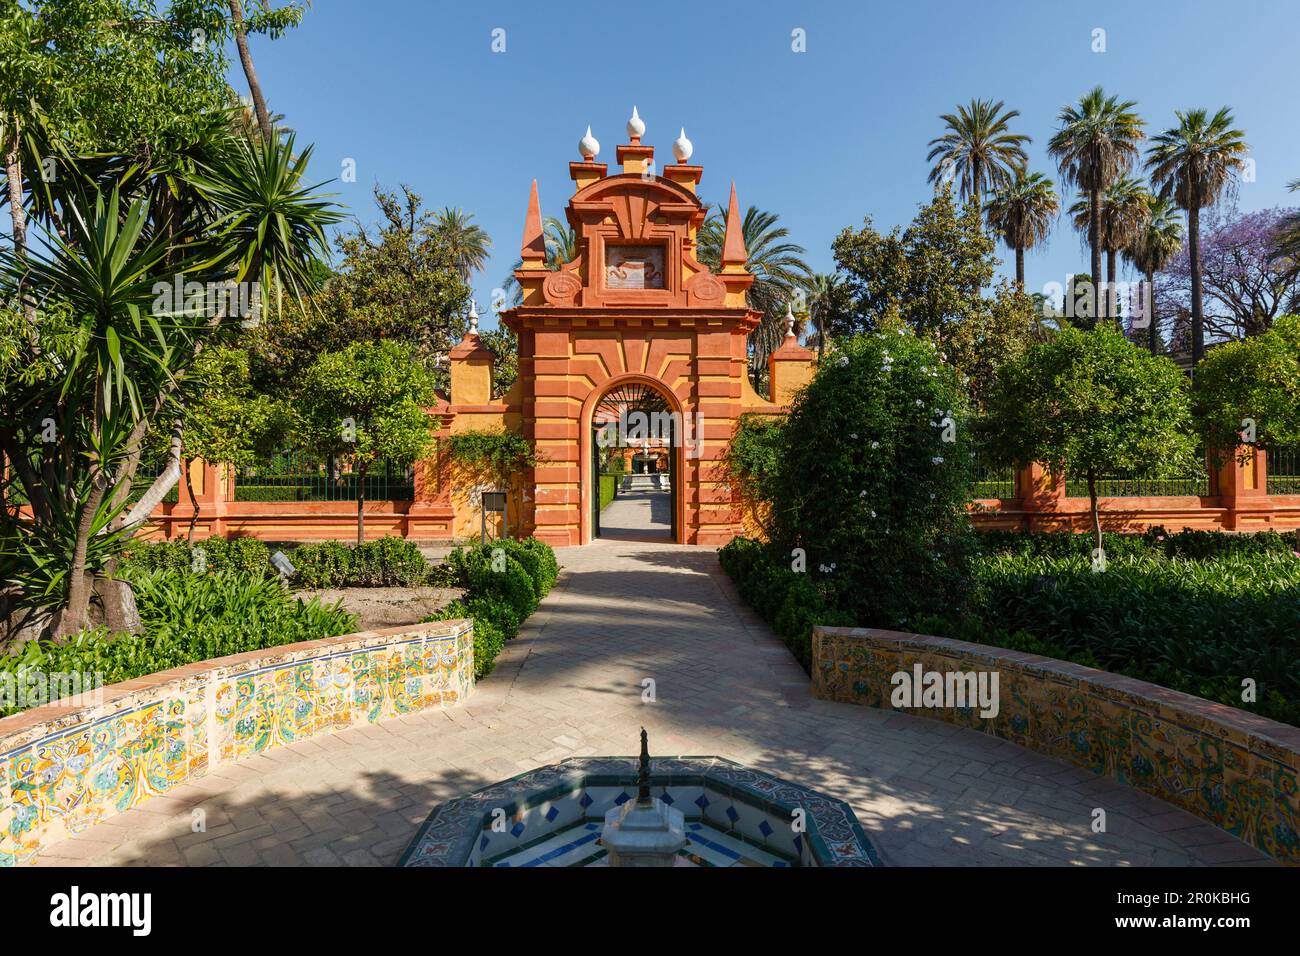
981 325 1197 484
1191 315 1300 452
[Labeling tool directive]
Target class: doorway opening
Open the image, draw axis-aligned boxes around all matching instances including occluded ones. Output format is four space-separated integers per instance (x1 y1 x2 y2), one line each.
590 382 678 543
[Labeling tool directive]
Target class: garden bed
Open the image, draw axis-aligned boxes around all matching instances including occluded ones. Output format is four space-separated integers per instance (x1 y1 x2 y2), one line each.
721 529 1300 728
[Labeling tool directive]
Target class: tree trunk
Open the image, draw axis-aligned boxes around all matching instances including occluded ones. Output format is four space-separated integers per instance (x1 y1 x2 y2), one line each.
4 117 35 329
1015 245 1025 290
355 461 369 546
56 472 108 640
1087 469 1103 558
184 456 199 544
95 565 142 635
1188 204 1204 365
1146 267 1158 353
1106 249 1119 330
229 0 274 143
1089 186 1103 328
4 121 27 258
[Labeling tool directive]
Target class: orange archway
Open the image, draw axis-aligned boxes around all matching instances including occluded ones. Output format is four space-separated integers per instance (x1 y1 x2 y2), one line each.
487 112 816 547
579 373 685 544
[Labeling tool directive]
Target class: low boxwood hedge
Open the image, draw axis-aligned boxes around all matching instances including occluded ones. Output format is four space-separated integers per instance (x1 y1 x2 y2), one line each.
122 536 432 589
425 538 559 679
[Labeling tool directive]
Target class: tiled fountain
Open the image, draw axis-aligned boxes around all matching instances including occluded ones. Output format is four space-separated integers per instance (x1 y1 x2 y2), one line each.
399 733 880 867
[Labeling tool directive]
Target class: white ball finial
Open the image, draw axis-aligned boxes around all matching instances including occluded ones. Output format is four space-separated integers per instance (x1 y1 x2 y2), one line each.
672 127 693 163
627 106 645 140
784 302 795 338
579 125 600 160
468 299 479 334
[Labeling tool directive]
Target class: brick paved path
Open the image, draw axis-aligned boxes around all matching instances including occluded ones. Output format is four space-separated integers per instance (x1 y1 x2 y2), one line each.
39 540 1268 866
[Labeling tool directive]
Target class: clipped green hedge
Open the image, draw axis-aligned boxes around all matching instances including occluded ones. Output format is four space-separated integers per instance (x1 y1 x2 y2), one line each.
599 473 617 510
721 531 1300 727
425 538 558 679
122 536 431 589
1 571 355 718
718 538 854 670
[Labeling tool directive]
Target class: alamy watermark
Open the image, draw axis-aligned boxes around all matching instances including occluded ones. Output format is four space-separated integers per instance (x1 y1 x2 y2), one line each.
595 408 705 460
151 275 262 326
890 663 1000 718
0 669 104 712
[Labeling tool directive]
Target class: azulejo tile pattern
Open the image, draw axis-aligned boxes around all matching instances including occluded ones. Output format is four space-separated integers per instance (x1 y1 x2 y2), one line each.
0 621 474 866
398 756 881 867
812 626 1300 866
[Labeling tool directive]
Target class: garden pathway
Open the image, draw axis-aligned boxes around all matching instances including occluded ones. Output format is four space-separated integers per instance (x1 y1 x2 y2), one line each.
39 540 1269 867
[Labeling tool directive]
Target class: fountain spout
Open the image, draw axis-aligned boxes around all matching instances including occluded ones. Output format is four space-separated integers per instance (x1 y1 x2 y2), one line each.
601 729 687 866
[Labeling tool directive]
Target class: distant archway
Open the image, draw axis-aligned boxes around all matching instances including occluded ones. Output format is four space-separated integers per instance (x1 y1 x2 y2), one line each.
579 374 683 544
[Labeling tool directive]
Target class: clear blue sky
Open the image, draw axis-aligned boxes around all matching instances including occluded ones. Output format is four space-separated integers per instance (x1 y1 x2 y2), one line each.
243 0 1300 329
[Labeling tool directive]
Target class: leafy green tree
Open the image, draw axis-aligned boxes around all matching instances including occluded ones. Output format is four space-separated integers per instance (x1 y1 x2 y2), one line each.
1048 87 1146 324
1 129 339 638
1191 314 1300 455
257 185 468 390
980 326 1196 553
1145 107 1250 364
985 168 1059 288
170 347 280 542
479 324 519 397
295 341 436 545
1123 194 1184 353
926 98 1030 208
833 189 996 340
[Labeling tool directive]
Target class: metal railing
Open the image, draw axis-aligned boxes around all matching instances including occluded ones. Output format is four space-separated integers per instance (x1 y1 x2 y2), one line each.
1064 472 1210 498
1267 447 1300 495
233 451 415 502
970 447 1015 499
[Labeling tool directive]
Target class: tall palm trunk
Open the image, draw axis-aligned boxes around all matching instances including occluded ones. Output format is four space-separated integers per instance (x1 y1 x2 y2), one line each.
1089 186 1103 327
229 0 274 143
1105 249 1118 329
1146 267 1158 353
1015 245 1025 289
1188 205 1204 365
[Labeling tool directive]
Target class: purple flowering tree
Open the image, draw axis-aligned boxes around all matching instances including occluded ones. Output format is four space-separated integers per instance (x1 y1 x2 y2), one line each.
1157 205 1300 346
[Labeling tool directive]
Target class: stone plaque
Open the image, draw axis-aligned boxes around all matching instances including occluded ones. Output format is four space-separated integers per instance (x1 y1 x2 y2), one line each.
605 245 665 290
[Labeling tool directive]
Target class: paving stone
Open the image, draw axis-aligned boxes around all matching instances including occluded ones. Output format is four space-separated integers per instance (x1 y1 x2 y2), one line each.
34 538 1271 867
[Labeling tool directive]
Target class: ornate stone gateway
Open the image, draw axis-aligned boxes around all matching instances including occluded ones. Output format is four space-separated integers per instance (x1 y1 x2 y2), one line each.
491 110 815 546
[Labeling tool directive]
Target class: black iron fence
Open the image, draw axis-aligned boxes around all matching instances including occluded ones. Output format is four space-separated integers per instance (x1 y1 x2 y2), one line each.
233 451 415 502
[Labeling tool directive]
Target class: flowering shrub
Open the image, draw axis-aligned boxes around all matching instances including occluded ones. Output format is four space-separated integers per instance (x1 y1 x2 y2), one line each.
768 328 975 627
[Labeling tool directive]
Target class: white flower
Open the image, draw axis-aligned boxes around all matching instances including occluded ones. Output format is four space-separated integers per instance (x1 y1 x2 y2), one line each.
932 456 944 465
915 399 924 406
871 441 880 449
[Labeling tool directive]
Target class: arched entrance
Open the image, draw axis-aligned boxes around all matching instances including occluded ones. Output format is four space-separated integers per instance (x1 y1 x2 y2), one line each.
582 377 681 544
495 109 817 548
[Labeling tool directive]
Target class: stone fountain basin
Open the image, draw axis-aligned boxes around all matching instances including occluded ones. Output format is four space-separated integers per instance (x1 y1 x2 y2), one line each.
398 756 880 867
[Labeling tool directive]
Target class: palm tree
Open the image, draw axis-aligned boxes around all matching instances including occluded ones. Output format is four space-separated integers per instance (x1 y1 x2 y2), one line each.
985 169 1059 289
1146 108 1250 364
1275 179 1300 267
229 0 273 142
432 207 492 282
802 272 843 360
926 99 1030 208
1048 87 1145 324
697 203 812 381
1067 175 1150 325
503 216 578 305
1123 195 1184 353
